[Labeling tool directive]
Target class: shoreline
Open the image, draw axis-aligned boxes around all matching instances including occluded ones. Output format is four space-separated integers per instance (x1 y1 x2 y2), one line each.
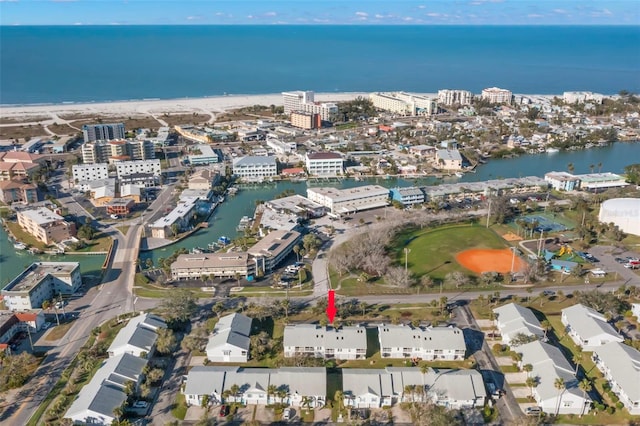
0 91 558 118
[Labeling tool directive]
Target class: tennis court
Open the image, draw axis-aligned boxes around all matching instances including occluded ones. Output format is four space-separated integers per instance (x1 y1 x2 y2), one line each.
520 214 570 233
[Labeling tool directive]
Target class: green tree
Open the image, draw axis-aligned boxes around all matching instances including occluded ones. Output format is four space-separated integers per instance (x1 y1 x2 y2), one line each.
624 163 640 184
160 289 197 325
579 379 592 417
525 376 538 398
156 328 177 355
554 377 566 416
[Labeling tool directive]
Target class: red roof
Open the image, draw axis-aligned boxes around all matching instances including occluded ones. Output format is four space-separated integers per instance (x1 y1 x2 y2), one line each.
2 151 41 163
281 168 305 175
15 312 38 322
307 152 342 160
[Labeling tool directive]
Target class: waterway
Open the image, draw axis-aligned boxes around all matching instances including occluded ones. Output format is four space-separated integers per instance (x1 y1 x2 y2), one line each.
1 142 638 285
0 225 106 288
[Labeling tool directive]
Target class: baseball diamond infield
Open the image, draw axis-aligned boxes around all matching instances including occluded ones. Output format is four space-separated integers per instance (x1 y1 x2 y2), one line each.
456 248 526 274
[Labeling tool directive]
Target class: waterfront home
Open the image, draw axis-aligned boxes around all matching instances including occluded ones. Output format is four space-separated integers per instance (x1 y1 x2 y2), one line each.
206 313 252 363
390 187 425 207
107 312 167 358
518 341 591 415
305 152 344 176
2 262 81 311
149 197 197 239
493 303 544 346
307 185 389 215
283 324 367 360
0 178 39 204
544 171 580 191
561 304 623 351
408 144 435 157
435 149 463 171
377 324 466 360
592 342 640 415
17 207 76 245
65 353 147 426
171 253 251 280
232 156 278 181
188 169 220 190
247 229 300 274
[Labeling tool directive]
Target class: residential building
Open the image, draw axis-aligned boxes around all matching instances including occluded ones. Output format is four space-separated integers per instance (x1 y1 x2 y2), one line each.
233 156 278 180
282 91 315 114
561 304 623 350
563 91 604 104
0 152 42 181
81 139 154 164
378 324 466 360
85 178 116 205
171 253 251 280
305 152 344 176
0 310 46 349
119 172 157 187
150 198 197 239
188 169 220 190
435 149 463 170
592 342 640 415
370 92 437 116
174 125 211 143
393 368 486 408
115 159 161 178
408 144 436 157
0 179 39 204
206 313 252 363
188 144 219 165
2 262 81 311
266 137 297 154
493 303 545 346
105 198 135 216
65 353 147 425
72 163 109 184
307 185 389 215
574 172 628 191
265 194 326 218
518 340 591 415
481 87 513 104
302 102 339 121
283 324 367 360
182 366 327 408
544 171 580 191
390 187 425 206
17 207 76 245
82 123 126 142
437 89 474 106
342 369 394 408
290 111 320 129
421 176 548 202
248 230 301 273
107 312 167 358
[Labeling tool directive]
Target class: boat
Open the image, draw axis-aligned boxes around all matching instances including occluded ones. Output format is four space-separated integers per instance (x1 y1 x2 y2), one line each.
546 148 560 153
13 243 27 250
455 172 464 178
237 216 252 231
218 236 231 245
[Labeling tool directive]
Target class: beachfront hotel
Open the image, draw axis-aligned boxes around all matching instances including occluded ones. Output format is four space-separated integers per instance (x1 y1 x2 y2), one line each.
481 87 513 104
437 89 474 106
2 262 82 311
307 185 390 215
563 91 604 104
82 123 126 143
369 92 437 116
17 207 76 245
282 90 338 121
290 111 321 129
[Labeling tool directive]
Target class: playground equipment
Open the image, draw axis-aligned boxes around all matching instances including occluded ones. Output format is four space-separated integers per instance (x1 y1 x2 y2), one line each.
557 245 573 257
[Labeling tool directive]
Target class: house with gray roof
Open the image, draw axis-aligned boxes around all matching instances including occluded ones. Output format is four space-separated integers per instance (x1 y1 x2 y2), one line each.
518 341 590 415
182 367 326 408
283 324 367 360
206 313 252 363
561 304 623 350
232 156 277 181
493 303 544 346
108 312 167 358
342 369 394 408
65 353 147 425
592 342 640 415
424 369 486 409
377 324 466 360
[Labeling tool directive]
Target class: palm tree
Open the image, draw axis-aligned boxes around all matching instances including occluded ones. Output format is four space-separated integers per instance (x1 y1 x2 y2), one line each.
112 405 124 423
359 302 367 317
267 384 277 404
554 377 566 416
578 378 592 417
276 389 288 404
293 245 300 262
522 363 533 376
404 385 416 402
541 320 551 339
589 164 595 173
573 352 583 375
525 377 537 398
597 162 602 173
230 384 240 403
419 364 431 375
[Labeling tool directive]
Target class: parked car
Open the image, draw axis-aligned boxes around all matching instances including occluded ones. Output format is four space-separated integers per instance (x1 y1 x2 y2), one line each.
133 401 148 409
542 290 556 296
282 407 292 420
525 406 542 416
219 405 230 417
615 257 626 264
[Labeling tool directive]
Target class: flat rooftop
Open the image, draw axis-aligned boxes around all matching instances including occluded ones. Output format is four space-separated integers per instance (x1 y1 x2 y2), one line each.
3 262 79 293
18 207 64 225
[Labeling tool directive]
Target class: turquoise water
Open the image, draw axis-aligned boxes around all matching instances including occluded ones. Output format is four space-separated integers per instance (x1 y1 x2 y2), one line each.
0 225 106 288
1 25 639 104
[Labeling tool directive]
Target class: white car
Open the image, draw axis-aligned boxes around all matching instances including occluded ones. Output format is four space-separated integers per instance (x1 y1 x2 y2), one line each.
110 214 119 220
282 407 291 420
133 401 148 409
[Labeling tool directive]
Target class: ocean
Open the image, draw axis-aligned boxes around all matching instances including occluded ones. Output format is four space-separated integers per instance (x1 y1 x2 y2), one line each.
1 25 639 105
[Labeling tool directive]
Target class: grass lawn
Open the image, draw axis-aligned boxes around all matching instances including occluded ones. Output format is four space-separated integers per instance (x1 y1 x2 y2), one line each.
117 225 130 235
393 223 508 281
133 273 219 298
172 393 188 420
73 233 113 253
44 322 74 341
5 221 48 250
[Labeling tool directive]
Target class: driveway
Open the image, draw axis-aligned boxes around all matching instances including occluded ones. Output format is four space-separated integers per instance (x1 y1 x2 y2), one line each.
390 404 413 424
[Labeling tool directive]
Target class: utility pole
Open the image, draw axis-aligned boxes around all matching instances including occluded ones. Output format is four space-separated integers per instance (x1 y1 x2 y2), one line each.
404 248 411 273
486 198 492 228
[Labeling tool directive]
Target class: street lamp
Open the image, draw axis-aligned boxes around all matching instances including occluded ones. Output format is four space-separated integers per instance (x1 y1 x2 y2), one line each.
404 247 411 273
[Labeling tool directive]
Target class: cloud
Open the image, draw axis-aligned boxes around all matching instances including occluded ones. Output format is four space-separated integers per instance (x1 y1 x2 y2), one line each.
264 11 277 17
590 8 614 17
247 15 254 19
552 9 567 14
418 5 426 9
527 13 544 18
403 17 414 21
355 11 368 17
426 12 441 17
186 15 202 21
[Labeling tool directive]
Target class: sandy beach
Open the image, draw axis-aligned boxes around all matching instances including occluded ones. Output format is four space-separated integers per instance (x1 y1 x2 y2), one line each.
0 92 372 121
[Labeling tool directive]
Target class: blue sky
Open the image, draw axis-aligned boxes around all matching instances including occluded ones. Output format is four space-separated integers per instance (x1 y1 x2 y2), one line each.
1 0 638 26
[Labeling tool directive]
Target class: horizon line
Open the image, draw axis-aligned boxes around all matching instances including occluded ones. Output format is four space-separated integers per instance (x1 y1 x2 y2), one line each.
1 23 639 27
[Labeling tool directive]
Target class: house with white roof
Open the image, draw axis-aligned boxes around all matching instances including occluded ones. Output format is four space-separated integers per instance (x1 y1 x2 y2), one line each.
561 304 623 350
283 324 367 360
435 149 463 170
592 342 640 415
377 324 466 360
107 312 167 358
493 303 545 346
65 353 147 425
182 366 327 408
518 341 591 415
206 313 252 363
342 369 394 408
632 303 640 319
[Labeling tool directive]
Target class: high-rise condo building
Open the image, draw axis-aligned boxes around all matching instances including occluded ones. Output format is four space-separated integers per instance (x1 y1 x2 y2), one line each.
82 123 126 142
282 91 315 114
437 89 474 106
81 140 155 164
481 87 513 104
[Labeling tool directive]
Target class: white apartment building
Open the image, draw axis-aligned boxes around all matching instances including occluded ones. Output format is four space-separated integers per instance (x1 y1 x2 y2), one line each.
282 91 315 114
563 91 604 104
266 137 296 154
305 152 344 176
302 102 339 121
307 185 389 215
2 262 82 311
437 89 474 106
592 342 640 415
115 159 161 178
283 324 367 360
72 163 109 184
17 207 76 245
370 92 437 116
233 156 278 180
248 230 301 273
378 324 466 360
481 87 513 104
544 171 581 191
171 253 251 280
150 198 197 239
435 149 463 170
